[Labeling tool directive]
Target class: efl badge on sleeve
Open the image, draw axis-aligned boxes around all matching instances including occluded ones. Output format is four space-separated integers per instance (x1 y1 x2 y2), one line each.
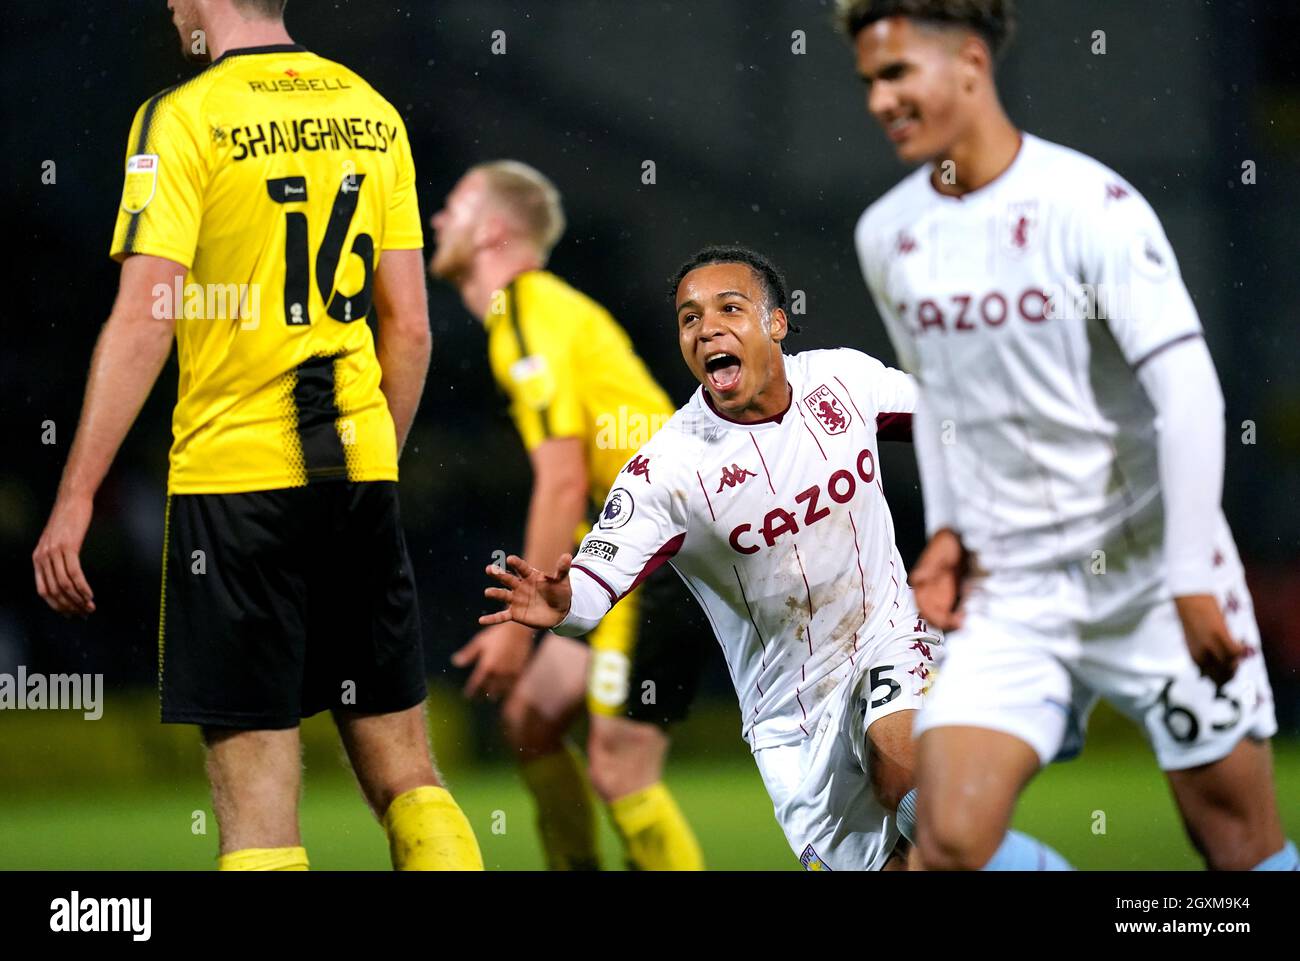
509 353 557 412
803 384 851 436
121 154 159 214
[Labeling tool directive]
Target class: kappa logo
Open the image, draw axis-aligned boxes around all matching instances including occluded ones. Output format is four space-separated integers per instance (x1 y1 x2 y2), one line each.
715 463 756 493
799 844 830 871
803 385 851 436
598 487 635 530
623 455 652 484
895 231 918 256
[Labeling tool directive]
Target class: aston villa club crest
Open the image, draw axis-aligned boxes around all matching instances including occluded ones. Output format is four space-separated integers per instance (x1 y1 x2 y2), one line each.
1004 200 1038 256
803 384 851 436
799 844 830 871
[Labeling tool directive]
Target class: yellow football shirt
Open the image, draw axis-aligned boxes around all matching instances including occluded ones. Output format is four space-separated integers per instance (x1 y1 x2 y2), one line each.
110 44 424 494
485 270 674 505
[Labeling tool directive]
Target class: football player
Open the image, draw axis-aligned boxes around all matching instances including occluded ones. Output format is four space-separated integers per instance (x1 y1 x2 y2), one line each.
430 161 708 870
845 0 1294 870
480 245 1068 869
33 0 481 871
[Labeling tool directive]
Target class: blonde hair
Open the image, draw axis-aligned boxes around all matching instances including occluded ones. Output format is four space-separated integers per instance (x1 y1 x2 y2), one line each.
473 160 567 261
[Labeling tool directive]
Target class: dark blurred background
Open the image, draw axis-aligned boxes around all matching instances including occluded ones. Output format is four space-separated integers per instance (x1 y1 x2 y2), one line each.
2 0 1298 788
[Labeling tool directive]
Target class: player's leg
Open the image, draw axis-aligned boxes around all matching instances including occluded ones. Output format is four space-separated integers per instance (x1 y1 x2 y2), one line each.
752 663 900 870
855 634 934 867
1165 737 1290 870
307 480 481 870
203 726 308 870
864 709 916 813
501 632 600 870
586 715 702 870
333 703 482 870
903 578 1080 870
159 489 316 870
585 573 705 870
1091 563 1293 871
862 708 916 869
910 726 1045 870
856 622 1069 871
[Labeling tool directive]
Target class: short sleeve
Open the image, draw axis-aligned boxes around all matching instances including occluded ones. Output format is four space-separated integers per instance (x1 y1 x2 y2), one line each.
380 113 423 251
835 349 917 416
499 291 586 450
110 95 207 267
1074 182 1202 367
571 449 688 603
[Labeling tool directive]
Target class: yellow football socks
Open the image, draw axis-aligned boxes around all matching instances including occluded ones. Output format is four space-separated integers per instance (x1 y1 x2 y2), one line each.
519 745 601 870
383 785 484 871
217 846 310 871
608 782 705 871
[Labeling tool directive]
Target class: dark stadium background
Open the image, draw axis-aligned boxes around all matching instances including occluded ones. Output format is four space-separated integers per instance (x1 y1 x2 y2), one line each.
1 0 1297 869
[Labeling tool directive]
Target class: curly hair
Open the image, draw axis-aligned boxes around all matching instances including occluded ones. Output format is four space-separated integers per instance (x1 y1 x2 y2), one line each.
834 0 1016 59
670 245 788 311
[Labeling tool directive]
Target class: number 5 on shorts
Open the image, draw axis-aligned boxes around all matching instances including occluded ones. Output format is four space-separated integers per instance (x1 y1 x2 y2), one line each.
869 665 901 710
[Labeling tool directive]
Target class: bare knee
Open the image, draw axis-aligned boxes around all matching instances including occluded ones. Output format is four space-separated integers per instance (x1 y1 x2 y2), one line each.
587 717 666 802
500 689 569 760
915 803 1004 871
910 727 1037 871
1180 795 1278 871
866 710 918 812
1168 738 1286 871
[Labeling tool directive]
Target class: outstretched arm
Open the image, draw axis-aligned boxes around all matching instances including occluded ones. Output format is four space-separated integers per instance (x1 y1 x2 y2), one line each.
479 448 687 639
480 553 577 630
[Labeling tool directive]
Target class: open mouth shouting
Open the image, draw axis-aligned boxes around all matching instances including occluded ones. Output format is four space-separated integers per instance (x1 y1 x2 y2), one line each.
704 350 743 393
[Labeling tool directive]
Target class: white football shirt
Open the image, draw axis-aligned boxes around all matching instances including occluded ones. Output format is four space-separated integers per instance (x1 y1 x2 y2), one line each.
856 132 1233 578
563 348 922 750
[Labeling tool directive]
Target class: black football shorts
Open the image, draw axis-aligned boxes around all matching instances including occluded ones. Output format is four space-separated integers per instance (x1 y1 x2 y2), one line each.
157 480 426 729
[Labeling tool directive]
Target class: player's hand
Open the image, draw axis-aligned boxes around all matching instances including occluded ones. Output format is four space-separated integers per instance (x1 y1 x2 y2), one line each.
1174 593 1244 687
451 621 536 700
33 493 96 616
480 553 574 631
910 528 966 631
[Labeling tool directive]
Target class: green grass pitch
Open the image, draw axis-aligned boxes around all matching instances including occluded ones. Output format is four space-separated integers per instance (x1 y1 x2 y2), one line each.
2 738 1296 870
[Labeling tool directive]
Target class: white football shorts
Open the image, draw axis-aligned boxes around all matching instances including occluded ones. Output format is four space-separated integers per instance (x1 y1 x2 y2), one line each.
914 533 1277 771
752 623 941 870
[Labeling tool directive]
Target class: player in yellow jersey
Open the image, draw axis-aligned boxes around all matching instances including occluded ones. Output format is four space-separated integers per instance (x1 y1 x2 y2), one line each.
430 161 710 870
32 0 481 871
